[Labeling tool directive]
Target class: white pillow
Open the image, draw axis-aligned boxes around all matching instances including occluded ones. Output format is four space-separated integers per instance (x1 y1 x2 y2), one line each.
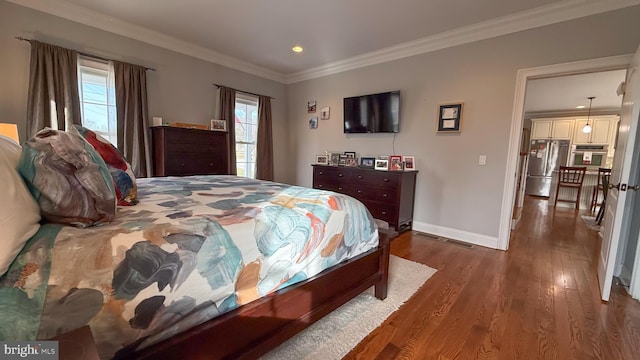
0 134 41 276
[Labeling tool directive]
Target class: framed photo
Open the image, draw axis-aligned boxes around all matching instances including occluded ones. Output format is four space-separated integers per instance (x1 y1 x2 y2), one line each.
309 116 318 129
403 156 416 170
321 106 330 120
338 154 347 166
344 151 356 158
437 103 463 133
345 158 358 167
360 157 375 168
316 155 328 165
389 155 403 171
329 152 340 166
374 159 389 171
210 119 227 132
307 100 317 113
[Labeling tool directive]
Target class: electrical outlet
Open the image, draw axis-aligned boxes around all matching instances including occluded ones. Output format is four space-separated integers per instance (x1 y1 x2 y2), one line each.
479 155 487 166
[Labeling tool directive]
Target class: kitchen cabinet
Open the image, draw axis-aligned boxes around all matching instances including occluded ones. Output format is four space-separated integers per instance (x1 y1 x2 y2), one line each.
531 118 573 140
572 116 617 145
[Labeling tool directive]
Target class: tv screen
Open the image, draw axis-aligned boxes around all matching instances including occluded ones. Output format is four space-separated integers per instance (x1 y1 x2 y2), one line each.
343 91 400 133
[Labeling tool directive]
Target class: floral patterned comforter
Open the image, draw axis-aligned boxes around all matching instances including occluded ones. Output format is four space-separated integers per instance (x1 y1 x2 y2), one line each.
0 175 378 358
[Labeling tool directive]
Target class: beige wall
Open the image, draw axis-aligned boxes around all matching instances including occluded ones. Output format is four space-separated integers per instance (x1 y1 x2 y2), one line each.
0 1 292 183
286 7 640 245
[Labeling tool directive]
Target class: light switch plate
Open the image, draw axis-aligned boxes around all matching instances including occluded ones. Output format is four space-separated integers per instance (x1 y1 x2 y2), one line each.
479 155 487 166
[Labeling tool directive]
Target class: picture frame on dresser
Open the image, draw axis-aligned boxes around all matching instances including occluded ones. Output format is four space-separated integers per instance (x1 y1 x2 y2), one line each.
403 156 416 170
316 155 328 165
375 159 389 170
389 156 403 171
360 157 375 168
210 119 227 132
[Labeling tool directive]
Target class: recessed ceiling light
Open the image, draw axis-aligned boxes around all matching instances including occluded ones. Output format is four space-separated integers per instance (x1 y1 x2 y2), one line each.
576 105 585 109
292 46 303 53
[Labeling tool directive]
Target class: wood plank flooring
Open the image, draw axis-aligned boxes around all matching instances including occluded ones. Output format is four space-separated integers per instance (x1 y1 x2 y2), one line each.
346 196 640 360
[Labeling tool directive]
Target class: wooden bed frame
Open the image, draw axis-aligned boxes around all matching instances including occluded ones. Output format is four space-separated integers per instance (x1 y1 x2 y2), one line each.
117 229 394 360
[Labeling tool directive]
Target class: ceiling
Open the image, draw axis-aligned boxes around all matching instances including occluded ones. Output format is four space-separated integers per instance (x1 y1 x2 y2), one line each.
8 0 640 83
525 70 626 113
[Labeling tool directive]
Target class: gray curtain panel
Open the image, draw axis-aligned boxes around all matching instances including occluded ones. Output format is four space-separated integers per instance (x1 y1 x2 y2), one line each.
255 96 274 181
26 40 81 137
113 61 152 178
219 86 237 175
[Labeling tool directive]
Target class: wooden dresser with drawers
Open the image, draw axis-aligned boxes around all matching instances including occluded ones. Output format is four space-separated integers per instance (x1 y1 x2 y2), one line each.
312 165 417 232
152 126 229 176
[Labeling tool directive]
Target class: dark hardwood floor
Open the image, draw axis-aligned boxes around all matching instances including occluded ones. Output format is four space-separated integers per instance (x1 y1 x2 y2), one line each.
347 196 640 360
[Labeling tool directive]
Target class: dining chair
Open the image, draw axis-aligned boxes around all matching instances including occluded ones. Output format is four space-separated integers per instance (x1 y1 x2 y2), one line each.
596 173 611 225
590 167 611 213
554 166 587 210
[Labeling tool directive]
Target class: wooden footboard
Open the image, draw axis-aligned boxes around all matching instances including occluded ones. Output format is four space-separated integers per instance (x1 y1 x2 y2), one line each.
121 229 395 360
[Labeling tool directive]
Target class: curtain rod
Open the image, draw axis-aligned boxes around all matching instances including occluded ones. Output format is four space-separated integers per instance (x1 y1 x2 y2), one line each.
15 36 156 71
213 83 274 100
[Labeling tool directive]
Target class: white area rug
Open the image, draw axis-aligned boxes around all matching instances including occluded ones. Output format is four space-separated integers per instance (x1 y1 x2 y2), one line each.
581 214 601 231
261 255 437 360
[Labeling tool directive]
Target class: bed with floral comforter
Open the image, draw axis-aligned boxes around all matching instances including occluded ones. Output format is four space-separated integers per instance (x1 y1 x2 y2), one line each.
0 175 378 358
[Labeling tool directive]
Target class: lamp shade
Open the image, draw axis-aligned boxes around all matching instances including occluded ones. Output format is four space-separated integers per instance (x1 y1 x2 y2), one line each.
0 123 19 143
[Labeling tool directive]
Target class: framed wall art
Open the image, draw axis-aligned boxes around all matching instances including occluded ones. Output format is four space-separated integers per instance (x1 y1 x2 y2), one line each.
321 106 330 120
437 103 463 133
307 100 317 113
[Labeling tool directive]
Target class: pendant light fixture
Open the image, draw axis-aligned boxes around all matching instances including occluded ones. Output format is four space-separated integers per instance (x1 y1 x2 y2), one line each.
582 96 594 134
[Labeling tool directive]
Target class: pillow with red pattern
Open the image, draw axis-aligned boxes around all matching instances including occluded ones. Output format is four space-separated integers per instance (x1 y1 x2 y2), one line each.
69 125 138 206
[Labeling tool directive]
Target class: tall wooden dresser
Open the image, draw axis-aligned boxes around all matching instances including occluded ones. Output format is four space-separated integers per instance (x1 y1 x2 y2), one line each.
152 126 229 176
312 165 417 232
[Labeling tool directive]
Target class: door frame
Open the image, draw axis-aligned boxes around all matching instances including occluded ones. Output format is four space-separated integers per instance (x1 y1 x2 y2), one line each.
498 54 633 250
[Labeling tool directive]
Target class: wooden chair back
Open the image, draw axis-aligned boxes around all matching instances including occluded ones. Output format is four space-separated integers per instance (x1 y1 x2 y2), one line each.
558 166 587 186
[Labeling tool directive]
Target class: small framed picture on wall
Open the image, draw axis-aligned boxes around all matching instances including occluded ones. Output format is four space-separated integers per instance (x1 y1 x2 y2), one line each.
437 103 463 133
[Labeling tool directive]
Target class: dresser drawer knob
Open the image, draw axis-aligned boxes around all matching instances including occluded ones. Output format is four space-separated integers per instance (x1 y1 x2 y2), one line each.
319 171 324 175
381 211 387 215
209 163 214 166
358 175 363 179
382 193 388 198
318 185 324 188
357 190 363 194
338 186 343 191
181 163 185 167
338 173 344 177
383 178 390 182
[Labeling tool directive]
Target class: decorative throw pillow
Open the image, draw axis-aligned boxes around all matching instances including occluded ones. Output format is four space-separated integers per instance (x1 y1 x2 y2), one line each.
0 135 41 275
18 128 116 228
69 125 138 206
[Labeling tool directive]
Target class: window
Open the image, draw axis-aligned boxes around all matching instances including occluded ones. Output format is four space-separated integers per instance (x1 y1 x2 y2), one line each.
235 94 259 178
78 57 117 144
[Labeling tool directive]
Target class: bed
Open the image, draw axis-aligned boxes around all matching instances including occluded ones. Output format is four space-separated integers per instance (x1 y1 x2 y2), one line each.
0 172 392 359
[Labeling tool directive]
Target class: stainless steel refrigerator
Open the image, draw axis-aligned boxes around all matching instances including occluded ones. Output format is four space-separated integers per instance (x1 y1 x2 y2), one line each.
525 139 570 197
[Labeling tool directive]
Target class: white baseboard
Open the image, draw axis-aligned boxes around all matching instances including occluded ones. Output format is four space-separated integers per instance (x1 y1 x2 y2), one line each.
413 221 499 249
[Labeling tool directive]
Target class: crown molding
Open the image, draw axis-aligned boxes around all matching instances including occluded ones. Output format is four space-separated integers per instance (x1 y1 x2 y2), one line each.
285 0 640 84
7 0 287 83
9 0 640 85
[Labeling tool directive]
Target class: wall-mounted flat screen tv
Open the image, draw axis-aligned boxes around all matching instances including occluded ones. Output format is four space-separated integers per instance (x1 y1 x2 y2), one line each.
343 90 400 133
